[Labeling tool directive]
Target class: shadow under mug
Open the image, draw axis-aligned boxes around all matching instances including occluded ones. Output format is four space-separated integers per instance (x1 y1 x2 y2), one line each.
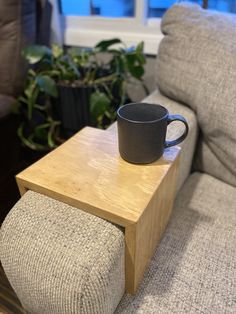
117 103 189 164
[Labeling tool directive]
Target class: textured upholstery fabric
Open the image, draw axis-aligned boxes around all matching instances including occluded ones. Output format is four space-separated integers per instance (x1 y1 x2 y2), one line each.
117 172 236 313
156 3 236 187
0 191 125 314
0 0 36 97
144 90 198 193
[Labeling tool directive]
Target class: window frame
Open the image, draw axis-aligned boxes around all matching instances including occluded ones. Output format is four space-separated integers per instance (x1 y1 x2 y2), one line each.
61 0 163 55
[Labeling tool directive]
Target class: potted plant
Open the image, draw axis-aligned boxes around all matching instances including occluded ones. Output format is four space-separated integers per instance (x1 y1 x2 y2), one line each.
14 38 147 151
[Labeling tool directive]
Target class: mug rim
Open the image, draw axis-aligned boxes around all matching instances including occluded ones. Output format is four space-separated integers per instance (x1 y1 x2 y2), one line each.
117 103 169 124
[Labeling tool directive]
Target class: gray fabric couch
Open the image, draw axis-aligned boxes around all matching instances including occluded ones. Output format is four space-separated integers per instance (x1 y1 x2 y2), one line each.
1 3 236 314
0 0 36 118
0 0 52 119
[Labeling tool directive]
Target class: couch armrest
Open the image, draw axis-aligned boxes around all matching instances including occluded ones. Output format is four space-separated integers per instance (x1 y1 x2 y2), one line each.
144 90 198 192
1 191 125 314
108 89 198 193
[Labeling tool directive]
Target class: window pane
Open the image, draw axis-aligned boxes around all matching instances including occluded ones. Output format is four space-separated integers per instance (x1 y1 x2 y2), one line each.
148 1 236 17
207 0 236 13
148 1 201 17
61 0 135 17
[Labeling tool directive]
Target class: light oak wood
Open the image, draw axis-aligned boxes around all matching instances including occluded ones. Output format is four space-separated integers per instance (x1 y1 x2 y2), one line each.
16 126 180 293
125 157 179 292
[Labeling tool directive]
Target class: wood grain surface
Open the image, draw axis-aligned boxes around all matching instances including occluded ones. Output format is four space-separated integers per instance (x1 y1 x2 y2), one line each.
125 157 179 292
16 126 180 293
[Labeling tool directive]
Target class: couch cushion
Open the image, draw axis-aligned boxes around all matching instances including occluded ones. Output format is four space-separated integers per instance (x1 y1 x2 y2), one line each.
156 3 236 187
0 191 125 314
142 89 198 193
0 0 36 96
117 172 236 313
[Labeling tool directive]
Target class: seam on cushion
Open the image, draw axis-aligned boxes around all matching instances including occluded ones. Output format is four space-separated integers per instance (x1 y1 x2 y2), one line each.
203 138 236 180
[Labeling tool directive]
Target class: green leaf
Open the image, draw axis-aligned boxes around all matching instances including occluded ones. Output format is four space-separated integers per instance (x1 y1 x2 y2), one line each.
137 53 146 65
47 120 60 148
125 53 137 65
125 53 145 79
25 80 36 99
113 55 127 74
68 47 89 57
136 41 144 54
23 81 39 120
125 42 146 67
48 132 56 148
22 45 51 64
28 69 36 77
126 52 145 67
128 65 144 79
36 75 58 97
90 91 110 124
34 104 47 111
17 123 46 151
136 42 146 64
52 44 63 58
68 47 92 67
34 123 50 141
68 60 81 79
95 38 122 52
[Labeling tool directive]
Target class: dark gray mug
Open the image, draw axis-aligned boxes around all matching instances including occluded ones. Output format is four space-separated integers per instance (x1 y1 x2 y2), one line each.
117 103 189 164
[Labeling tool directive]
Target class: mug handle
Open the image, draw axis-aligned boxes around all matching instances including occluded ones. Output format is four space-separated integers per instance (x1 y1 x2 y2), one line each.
165 114 189 148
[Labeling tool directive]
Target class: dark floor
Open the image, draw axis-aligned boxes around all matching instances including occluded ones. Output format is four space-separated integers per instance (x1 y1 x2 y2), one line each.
0 114 37 225
0 115 41 313
0 264 26 314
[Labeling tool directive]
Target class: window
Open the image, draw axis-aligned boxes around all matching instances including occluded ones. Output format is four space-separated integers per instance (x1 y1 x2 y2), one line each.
147 0 236 17
148 0 178 17
61 0 236 17
61 0 135 17
60 1 236 54
206 0 236 12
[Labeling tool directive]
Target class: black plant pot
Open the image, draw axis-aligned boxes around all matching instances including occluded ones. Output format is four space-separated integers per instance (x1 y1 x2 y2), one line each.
53 85 94 138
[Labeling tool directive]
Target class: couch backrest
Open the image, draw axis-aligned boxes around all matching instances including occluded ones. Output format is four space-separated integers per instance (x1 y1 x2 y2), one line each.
0 0 36 97
156 3 236 187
